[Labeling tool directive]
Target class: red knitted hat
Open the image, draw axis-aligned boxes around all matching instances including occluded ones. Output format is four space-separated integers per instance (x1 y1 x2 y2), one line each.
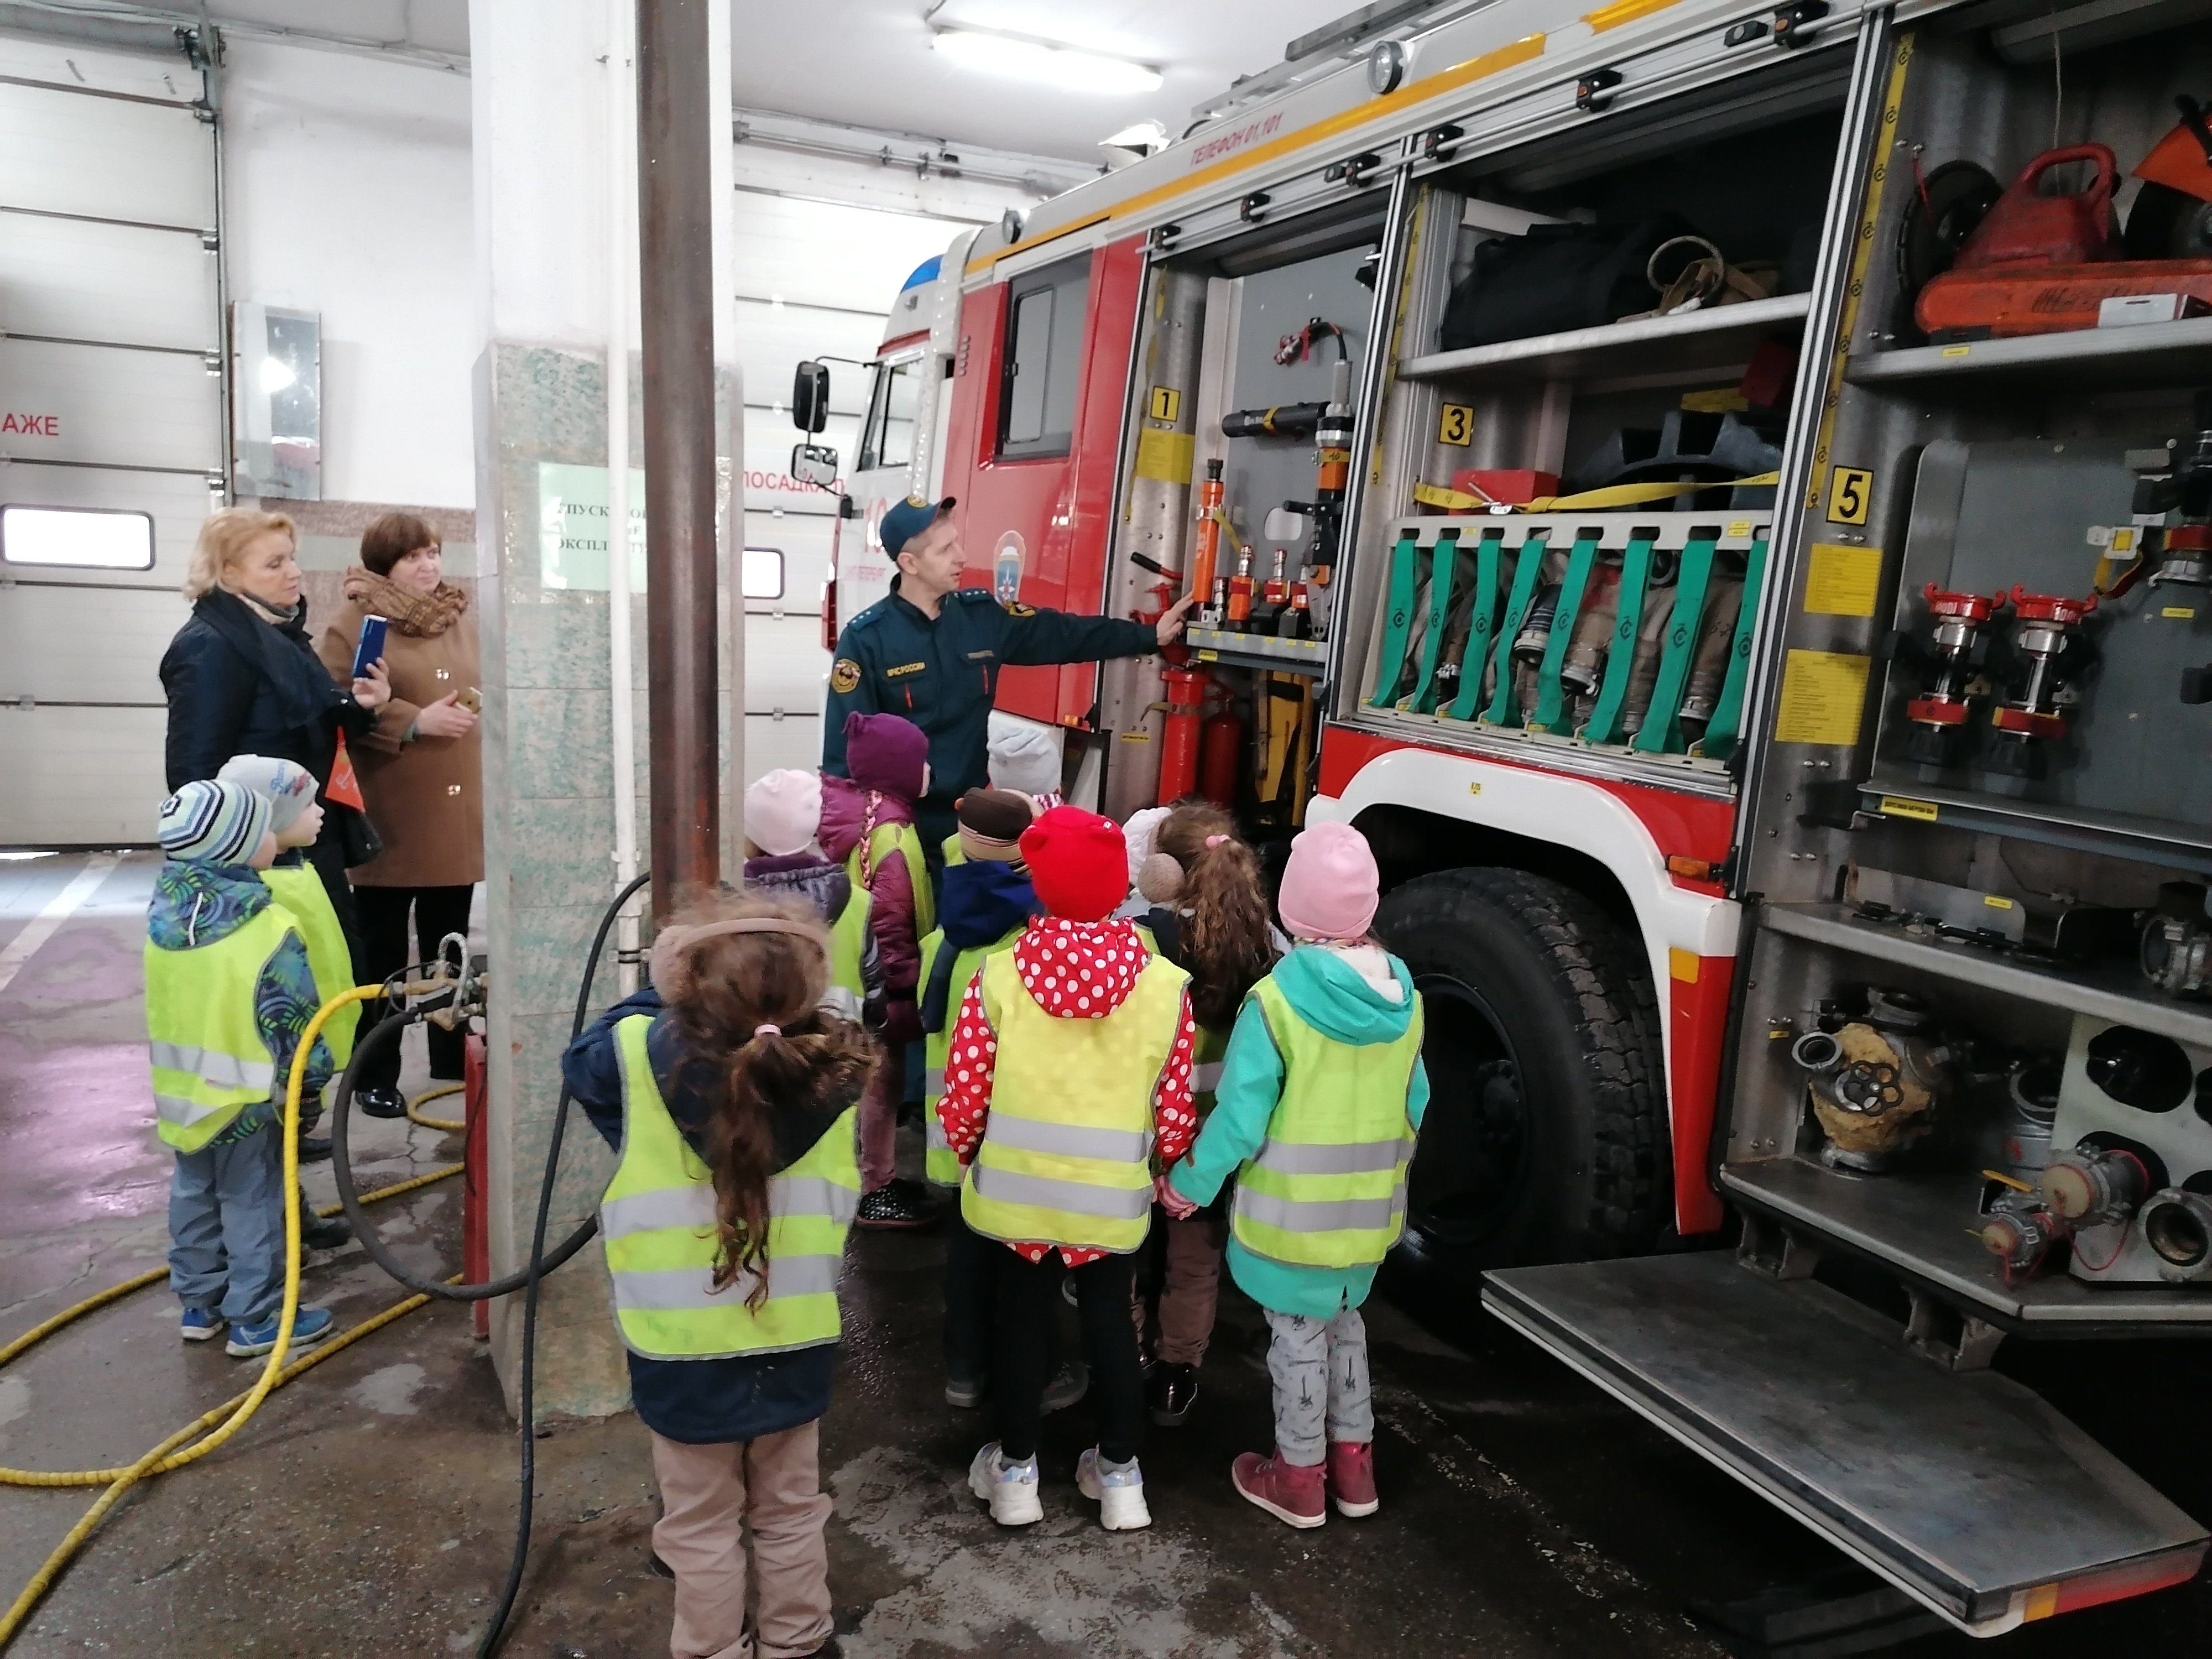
1019 805 1127 922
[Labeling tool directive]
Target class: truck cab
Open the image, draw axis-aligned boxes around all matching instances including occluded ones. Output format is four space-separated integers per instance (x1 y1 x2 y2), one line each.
804 0 2212 1630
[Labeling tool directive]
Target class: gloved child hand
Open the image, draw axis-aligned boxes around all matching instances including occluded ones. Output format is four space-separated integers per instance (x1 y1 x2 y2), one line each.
1155 1171 1199 1219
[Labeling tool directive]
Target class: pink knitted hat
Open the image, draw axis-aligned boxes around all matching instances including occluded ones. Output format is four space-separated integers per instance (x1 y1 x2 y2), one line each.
1276 821 1380 942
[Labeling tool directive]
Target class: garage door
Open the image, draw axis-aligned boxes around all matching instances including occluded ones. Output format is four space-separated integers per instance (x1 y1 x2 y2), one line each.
0 33 223 848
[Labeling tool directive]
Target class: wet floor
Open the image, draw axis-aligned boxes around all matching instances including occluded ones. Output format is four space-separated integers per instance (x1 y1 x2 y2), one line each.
4 851 2212 1656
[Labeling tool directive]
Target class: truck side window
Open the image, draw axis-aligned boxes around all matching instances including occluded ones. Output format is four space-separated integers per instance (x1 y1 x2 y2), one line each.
858 359 919 474
997 255 1089 460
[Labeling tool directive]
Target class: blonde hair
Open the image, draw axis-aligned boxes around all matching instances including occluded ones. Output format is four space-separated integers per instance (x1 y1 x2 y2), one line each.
183 507 298 603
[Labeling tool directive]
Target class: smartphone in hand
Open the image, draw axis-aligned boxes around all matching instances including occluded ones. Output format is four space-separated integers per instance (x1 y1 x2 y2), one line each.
456 686 483 714
351 614 390 680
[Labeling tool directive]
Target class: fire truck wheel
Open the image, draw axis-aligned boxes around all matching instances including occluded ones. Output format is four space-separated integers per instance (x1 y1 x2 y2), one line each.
1375 867 1666 1279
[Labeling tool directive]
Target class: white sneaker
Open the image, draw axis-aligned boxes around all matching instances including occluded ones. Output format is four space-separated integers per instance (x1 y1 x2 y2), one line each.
968 1442 1043 1526
1077 1446 1152 1531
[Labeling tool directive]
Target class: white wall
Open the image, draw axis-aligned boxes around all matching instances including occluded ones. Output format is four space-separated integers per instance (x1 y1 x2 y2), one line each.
223 40 476 508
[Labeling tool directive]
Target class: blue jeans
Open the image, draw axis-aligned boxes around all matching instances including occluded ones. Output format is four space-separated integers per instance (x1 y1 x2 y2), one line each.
168 1120 285 1324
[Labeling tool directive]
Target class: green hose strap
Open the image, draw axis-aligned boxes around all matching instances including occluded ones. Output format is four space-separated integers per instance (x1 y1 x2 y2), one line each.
1525 529 1602 734
1479 529 1550 728
1368 533 1421 708
1579 531 1655 746
1693 534 1768 761
1409 531 1463 713
1631 529 1720 755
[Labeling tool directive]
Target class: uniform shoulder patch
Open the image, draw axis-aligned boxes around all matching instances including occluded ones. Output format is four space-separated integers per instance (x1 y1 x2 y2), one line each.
1005 602 1038 617
952 587 999 605
830 658 863 694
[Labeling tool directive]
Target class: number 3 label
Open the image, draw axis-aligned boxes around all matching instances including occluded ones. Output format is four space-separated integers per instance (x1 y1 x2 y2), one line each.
1827 466 1874 526
1438 403 1474 446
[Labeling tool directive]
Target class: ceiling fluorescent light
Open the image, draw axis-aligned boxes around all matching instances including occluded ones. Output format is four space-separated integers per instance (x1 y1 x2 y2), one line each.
932 28 1162 95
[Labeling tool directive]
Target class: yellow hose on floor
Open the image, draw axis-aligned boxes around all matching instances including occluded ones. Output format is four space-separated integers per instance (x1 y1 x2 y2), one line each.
0 984 469 1646
407 1079 467 1134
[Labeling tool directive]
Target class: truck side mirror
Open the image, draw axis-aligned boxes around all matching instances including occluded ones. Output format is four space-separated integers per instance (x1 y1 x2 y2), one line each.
791 361 830 434
790 442 838 491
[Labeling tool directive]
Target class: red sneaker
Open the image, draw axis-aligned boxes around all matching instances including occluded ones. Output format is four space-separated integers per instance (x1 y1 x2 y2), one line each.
1231 1448 1326 1529
1326 1440 1378 1517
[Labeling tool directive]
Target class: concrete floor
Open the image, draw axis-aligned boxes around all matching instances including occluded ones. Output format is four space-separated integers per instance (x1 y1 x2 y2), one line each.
5 850 2212 1657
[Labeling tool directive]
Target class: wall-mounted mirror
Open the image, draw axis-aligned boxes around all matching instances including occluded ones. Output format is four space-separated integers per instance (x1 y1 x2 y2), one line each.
232 301 321 499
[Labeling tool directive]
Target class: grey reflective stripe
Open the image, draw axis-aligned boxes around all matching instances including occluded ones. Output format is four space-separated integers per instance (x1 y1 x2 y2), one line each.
1235 1185 1406 1234
924 1066 946 1095
984 1113 1152 1164
1252 1138 1408 1177
819 985 862 1022
606 1177 857 1239
610 1252 843 1311
149 1040 274 1092
601 1185 717 1239
154 1091 230 1129
925 1114 950 1151
970 1162 1151 1220
1191 1061 1223 1093
769 1173 861 1225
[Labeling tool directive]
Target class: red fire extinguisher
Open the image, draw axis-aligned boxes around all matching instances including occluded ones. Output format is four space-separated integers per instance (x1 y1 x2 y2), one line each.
1158 667 1208 805
1200 684 1243 811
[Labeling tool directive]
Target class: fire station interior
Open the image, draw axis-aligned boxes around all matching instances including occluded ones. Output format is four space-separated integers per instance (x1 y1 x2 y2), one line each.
1721 11 2212 1343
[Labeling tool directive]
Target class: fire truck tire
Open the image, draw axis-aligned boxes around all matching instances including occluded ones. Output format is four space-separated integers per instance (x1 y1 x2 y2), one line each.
1375 867 1667 1279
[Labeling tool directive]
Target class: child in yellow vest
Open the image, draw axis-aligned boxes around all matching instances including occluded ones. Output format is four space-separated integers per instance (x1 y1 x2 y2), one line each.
1162 821 1429 1529
1129 802 1280 1427
941 807 1198 1531
562 895 877 1659
742 766 885 1029
149 780 341 1357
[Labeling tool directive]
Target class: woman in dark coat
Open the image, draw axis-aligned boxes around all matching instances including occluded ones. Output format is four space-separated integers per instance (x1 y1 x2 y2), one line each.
160 506 392 974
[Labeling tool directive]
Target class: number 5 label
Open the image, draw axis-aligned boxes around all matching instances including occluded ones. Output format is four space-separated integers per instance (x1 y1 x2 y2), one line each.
1827 465 1873 526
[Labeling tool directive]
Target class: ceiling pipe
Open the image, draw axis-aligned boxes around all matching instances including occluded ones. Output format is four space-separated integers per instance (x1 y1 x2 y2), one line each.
637 0 722 920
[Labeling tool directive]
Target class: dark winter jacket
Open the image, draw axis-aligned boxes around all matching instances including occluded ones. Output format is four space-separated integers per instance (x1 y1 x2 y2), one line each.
920 860 1037 1034
161 588 373 792
562 985 867 1443
742 852 885 1030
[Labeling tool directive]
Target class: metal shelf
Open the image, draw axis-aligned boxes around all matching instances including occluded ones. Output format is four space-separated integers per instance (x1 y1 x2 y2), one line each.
1856 780 2212 879
1760 900 2212 1050
1846 316 2212 393
1397 293 1812 386
1187 627 1326 677
1723 1159 2212 1328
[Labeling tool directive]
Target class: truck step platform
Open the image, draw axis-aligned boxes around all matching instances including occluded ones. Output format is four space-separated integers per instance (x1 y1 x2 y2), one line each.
1483 1254 2206 1635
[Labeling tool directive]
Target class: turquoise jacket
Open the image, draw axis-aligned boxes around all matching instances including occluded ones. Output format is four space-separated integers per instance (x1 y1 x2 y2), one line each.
1168 943 1430 1318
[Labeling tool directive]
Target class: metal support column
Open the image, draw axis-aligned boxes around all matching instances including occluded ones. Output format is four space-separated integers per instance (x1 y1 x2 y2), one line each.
636 0 722 919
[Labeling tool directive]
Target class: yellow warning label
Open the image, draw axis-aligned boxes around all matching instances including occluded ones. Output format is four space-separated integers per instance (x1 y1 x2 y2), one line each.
1983 893 2016 909
1147 385 1181 423
1774 650 1871 745
2163 606 2198 619
1728 520 1752 539
1804 542 1884 617
1438 404 1474 446
1940 345 1972 358
1877 795 1940 822
1135 426 1195 484
1826 466 1874 526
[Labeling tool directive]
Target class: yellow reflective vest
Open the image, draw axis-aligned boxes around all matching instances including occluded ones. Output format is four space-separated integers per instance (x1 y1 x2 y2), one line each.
600 1015 860 1360
959 947 1188 1254
144 902 302 1152
825 885 872 1025
1229 975 1423 1271
260 862 358 1066
844 820 933 939
917 921 1024 1188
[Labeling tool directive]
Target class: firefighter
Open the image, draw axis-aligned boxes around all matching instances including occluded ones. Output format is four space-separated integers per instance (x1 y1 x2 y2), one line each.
822 495 1194 853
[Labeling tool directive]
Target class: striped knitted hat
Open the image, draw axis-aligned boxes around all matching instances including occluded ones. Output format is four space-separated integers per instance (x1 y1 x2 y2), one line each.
157 779 273 865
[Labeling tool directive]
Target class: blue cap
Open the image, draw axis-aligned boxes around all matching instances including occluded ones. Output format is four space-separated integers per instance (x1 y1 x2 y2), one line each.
879 495 956 561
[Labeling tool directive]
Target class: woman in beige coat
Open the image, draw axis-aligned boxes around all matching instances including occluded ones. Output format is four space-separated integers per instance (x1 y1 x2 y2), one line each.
316 512 483 1118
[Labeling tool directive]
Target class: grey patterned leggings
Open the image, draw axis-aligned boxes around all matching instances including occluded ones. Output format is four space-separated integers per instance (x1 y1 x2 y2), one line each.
1264 1306 1373 1468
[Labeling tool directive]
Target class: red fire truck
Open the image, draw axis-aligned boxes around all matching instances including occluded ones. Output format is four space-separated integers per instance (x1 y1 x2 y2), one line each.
800 0 2212 1635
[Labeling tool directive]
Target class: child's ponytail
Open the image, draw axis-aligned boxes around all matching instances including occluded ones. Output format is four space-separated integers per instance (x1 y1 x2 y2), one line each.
658 895 879 1308
1156 802 1274 1029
